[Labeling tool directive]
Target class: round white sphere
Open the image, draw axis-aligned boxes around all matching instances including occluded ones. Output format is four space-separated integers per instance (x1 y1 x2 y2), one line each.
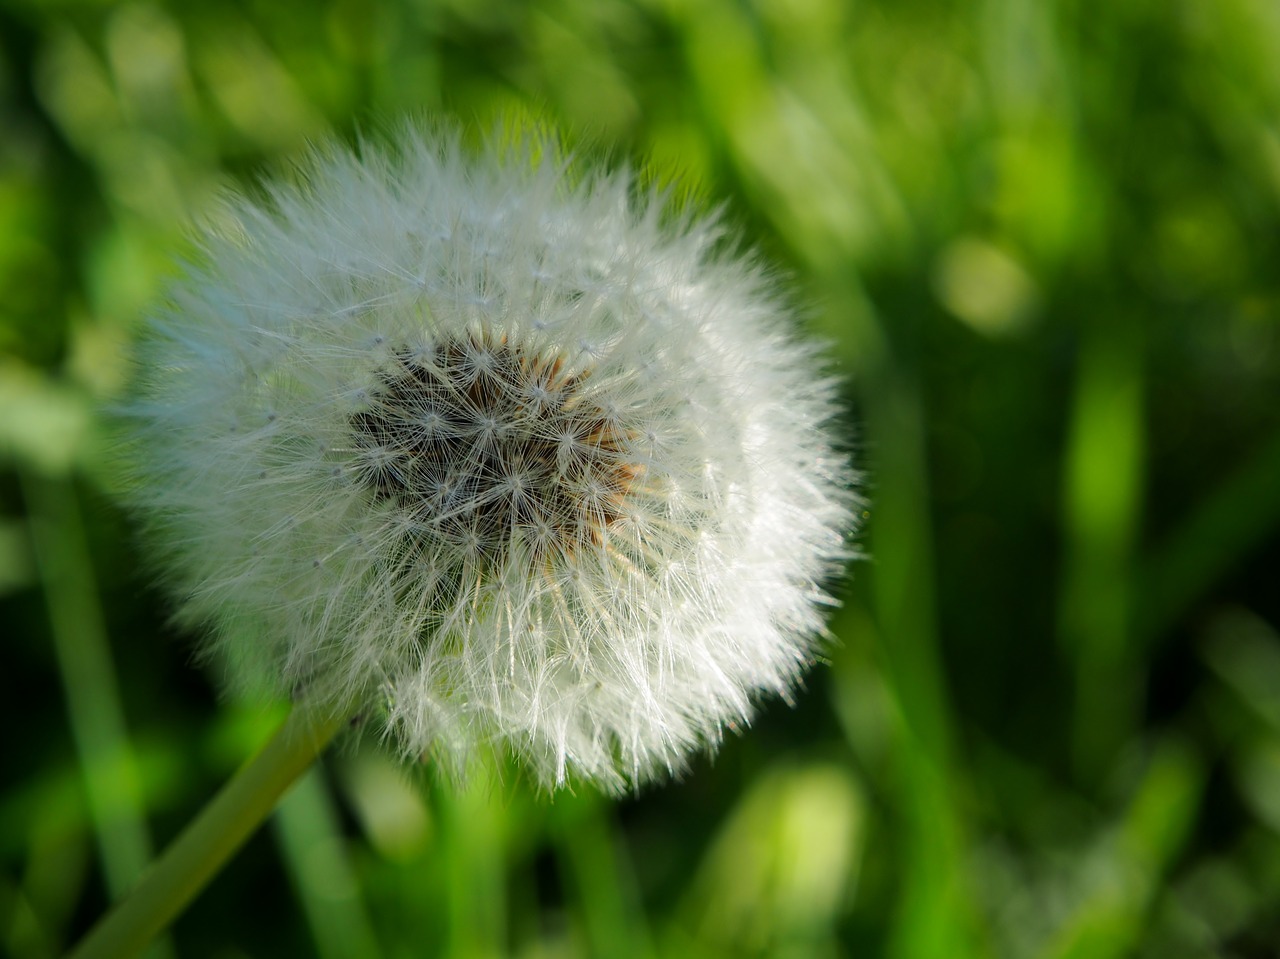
123 126 856 791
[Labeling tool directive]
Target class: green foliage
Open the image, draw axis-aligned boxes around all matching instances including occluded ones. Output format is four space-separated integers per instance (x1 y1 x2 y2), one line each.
3 0 1280 955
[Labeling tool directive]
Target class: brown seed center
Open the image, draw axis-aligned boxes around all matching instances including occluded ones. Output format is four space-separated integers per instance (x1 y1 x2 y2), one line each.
351 335 640 565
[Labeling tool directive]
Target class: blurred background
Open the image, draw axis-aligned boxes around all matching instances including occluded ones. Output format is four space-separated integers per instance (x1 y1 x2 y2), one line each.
3 0 1280 956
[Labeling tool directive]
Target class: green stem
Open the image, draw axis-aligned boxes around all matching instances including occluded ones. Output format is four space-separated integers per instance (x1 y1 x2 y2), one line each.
67 704 347 959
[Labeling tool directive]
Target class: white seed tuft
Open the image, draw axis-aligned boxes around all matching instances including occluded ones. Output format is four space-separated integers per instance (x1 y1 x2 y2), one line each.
120 126 858 792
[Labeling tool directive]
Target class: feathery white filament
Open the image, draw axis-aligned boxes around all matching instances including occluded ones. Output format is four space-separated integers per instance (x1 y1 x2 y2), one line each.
124 127 856 791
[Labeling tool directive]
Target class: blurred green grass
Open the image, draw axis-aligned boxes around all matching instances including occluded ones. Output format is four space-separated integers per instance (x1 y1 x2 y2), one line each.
3 0 1280 956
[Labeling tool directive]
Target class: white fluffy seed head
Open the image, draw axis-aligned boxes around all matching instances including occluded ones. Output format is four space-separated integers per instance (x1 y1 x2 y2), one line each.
121 125 858 792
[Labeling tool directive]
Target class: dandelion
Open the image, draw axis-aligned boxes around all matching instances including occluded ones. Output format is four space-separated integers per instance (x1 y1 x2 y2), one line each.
123 124 855 792
73 124 857 959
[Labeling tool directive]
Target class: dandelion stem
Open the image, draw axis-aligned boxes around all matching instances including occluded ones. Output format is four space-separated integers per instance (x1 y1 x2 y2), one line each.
68 704 348 959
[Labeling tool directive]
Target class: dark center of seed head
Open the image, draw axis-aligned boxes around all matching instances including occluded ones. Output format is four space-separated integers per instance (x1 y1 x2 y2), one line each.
350 335 641 565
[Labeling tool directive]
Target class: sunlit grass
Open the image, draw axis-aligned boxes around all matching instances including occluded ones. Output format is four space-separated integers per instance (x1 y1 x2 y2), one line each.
3 0 1280 956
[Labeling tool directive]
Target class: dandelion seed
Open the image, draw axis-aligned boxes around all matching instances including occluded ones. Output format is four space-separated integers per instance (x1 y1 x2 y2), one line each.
122 124 857 792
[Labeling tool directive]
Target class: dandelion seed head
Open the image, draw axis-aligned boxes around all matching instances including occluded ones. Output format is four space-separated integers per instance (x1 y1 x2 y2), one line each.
122 124 858 792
